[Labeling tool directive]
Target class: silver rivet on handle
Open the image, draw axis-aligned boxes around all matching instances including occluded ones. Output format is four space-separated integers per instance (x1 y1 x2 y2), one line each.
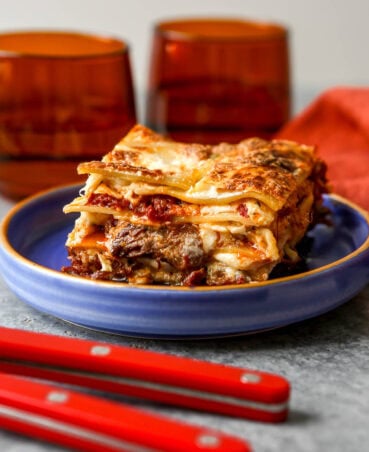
240 373 261 384
90 345 111 356
46 391 69 403
196 432 221 448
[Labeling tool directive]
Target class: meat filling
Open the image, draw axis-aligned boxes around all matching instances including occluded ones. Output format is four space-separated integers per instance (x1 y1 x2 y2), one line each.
62 217 273 285
107 220 206 271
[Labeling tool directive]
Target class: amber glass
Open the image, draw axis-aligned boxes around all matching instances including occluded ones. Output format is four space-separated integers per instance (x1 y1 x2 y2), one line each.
146 18 290 144
0 31 136 199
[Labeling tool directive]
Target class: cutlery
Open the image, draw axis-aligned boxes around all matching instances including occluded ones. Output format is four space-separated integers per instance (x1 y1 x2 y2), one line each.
0 327 290 423
0 371 251 451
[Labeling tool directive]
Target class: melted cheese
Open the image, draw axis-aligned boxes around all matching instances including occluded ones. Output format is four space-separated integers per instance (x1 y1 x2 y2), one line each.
73 124 317 211
212 229 279 270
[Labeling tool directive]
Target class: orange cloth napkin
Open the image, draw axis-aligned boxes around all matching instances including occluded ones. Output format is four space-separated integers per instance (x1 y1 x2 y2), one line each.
275 87 369 211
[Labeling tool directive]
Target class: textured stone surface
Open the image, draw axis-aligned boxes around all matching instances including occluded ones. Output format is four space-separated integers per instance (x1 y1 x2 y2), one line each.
0 277 368 451
0 200 368 451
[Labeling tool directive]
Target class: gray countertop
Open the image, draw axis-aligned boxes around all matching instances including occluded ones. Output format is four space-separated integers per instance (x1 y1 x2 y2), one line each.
0 197 368 452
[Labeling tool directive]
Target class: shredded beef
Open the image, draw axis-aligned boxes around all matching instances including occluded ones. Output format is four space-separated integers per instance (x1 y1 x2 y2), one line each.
110 224 153 258
108 221 205 271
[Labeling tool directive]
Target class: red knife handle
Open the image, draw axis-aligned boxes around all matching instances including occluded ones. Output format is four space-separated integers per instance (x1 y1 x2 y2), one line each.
0 373 251 452
0 327 290 422
0 359 288 423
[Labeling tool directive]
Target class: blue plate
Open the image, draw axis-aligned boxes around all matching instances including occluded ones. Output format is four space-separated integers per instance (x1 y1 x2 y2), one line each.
1 185 369 339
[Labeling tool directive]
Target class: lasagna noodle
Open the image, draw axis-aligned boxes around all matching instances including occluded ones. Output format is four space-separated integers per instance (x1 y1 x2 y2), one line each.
63 182 276 227
63 124 327 286
76 125 317 210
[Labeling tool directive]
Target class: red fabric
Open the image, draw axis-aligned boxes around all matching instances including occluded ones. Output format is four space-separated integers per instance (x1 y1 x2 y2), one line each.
275 87 369 211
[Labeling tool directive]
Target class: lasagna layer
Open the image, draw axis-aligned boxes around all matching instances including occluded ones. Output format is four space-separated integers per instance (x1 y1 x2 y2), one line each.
62 125 328 286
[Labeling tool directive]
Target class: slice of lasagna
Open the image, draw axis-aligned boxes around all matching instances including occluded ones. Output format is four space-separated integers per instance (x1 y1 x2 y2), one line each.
62 124 328 286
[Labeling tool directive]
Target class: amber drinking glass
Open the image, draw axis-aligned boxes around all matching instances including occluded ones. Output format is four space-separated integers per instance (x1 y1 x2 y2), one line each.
0 31 136 199
146 18 290 144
